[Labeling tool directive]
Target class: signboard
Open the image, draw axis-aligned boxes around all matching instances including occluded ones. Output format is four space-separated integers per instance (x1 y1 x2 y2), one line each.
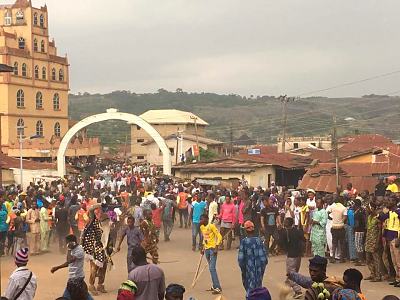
247 148 261 155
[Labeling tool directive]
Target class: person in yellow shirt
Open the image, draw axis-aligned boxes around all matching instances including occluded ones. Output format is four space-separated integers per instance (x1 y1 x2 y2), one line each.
200 214 223 295
386 176 399 194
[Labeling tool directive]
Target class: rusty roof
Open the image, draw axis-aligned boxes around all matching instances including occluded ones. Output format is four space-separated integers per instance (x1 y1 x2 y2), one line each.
299 155 400 193
237 145 312 169
173 157 270 173
0 153 56 170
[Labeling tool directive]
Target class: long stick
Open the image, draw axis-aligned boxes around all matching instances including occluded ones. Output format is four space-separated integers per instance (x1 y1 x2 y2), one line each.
191 260 209 288
191 253 204 287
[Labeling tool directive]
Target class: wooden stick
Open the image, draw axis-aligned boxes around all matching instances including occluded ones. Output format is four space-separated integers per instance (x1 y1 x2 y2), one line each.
191 253 204 287
191 260 209 288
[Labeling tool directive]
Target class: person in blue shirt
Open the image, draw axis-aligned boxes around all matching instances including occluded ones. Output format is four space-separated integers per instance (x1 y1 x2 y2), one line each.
191 194 207 251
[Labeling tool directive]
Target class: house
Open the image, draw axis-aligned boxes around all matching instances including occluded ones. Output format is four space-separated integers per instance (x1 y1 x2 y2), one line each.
277 136 332 153
0 152 59 187
142 133 224 166
130 109 223 165
173 158 275 189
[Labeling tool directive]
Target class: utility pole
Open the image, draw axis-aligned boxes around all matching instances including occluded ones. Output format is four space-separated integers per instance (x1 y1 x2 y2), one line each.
18 128 23 190
279 95 295 153
124 133 128 162
229 123 233 157
190 115 200 161
175 128 180 165
332 113 340 191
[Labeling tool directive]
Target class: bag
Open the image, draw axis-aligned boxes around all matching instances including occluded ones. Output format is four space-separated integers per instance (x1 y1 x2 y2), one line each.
13 271 32 300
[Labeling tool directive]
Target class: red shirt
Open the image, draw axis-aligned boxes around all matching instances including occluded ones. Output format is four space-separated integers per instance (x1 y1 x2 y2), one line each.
152 208 162 228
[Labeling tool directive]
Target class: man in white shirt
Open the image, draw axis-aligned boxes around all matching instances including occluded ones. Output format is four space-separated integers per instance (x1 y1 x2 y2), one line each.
4 247 37 300
326 197 347 263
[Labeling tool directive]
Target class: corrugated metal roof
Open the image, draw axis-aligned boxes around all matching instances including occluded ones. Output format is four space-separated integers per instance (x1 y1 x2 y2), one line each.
142 134 222 146
0 153 56 170
140 110 209 126
299 159 400 193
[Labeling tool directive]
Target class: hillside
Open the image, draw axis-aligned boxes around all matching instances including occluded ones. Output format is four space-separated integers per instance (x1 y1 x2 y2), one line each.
69 90 400 146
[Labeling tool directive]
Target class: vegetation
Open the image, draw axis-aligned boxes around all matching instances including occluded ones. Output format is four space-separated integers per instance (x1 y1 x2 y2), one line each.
69 90 400 145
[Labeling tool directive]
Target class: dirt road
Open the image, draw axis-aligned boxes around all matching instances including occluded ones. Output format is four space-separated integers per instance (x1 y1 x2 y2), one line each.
1 227 398 299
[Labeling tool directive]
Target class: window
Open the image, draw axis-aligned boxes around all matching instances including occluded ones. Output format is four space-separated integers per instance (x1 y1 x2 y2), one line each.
41 40 45 53
36 120 43 137
59 69 64 81
169 148 175 155
39 14 44 28
21 63 27 77
311 142 316 147
18 37 25 49
13 62 18 75
137 156 145 160
17 89 24 107
34 65 39 79
17 119 24 137
54 122 61 137
51 68 56 81
4 11 12 26
136 125 141 130
33 38 38 51
42 67 46 80
293 142 299 149
33 13 38 26
53 93 60 110
36 92 43 109
137 139 144 143
16 10 24 23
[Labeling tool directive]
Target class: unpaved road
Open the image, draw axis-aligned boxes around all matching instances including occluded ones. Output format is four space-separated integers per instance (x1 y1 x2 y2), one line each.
1 227 398 299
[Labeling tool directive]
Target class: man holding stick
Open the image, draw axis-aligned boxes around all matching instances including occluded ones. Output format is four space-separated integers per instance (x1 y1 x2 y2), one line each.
199 213 223 295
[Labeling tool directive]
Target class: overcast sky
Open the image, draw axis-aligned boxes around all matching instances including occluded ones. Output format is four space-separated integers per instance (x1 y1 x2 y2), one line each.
19 1 400 96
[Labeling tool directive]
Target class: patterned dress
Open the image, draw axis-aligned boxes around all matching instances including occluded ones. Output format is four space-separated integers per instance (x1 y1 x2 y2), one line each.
140 219 159 264
310 208 328 257
238 236 267 292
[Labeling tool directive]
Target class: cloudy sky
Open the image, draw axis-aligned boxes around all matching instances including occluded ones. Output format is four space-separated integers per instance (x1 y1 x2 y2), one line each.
19 1 400 96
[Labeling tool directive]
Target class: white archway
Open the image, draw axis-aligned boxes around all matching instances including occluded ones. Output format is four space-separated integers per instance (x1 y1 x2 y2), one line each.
57 108 171 176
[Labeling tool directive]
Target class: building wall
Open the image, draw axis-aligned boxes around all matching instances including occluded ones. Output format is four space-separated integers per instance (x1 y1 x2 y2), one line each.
277 136 332 153
175 165 275 188
11 167 59 188
0 2 79 158
341 153 372 163
142 138 211 166
131 122 206 161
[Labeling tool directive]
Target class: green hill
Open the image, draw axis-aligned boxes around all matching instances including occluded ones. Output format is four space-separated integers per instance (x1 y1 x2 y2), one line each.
68 90 400 147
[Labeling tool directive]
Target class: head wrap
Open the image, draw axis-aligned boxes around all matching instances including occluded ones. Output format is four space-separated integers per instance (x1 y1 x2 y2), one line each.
119 280 137 293
247 287 272 300
244 220 255 232
307 189 316 195
15 247 29 265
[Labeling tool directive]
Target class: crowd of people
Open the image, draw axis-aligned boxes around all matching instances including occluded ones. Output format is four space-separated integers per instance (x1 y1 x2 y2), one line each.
0 160 399 300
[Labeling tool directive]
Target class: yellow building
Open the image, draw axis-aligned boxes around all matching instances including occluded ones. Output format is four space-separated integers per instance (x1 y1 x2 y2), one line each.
0 0 99 159
131 109 212 163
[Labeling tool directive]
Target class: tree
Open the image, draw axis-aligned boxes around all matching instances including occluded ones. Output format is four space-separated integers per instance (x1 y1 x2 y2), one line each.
200 148 218 161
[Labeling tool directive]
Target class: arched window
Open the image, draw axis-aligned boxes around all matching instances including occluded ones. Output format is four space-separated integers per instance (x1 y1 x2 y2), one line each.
4 10 12 26
34 65 39 79
42 67 46 80
33 13 38 26
35 91 43 109
59 69 64 81
21 63 27 77
33 38 38 51
54 122 61 137
16 89 24 108
16 10 24 23
40 40 45 53
51 68 56 81
13 62 18 76
53 93 60 110
39 14 44 28
18 37 25 49
17 119 24 137
36 120 43 137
